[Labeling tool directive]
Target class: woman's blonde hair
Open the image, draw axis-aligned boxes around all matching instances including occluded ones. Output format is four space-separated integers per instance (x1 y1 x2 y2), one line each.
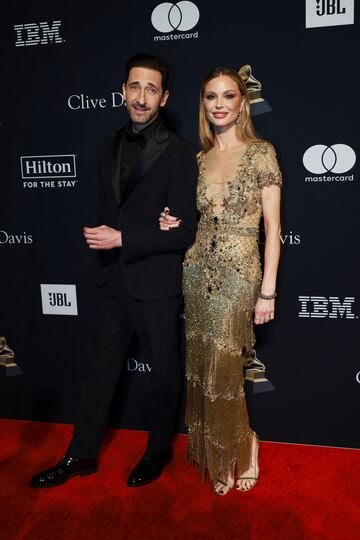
199 67 262 152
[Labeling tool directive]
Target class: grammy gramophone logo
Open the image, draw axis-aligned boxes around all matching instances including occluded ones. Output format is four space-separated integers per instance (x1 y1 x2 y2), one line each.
238 64 272 116
245 349 268 382
244 350 275 394
0 337 23 377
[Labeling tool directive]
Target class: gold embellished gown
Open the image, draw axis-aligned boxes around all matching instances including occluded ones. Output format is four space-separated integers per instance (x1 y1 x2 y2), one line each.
183 141 282 483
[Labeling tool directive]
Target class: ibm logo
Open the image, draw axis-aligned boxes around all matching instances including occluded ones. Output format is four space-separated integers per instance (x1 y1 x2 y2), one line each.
21 155 76 179
14 20 63 47
306 0 354 28
298 296 355 319
40 285 78 316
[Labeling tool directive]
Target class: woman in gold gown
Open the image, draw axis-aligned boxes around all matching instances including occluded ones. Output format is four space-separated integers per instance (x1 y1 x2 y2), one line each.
160 67 282 495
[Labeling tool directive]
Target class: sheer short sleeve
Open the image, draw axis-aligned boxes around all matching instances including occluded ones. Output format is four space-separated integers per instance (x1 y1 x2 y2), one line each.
256 142 282 189
196 150 205 164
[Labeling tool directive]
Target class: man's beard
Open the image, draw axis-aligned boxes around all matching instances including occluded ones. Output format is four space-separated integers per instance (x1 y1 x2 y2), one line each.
128 102 154 124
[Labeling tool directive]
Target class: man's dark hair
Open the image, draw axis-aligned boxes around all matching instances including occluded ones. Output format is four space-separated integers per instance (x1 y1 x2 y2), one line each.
125 53 170 93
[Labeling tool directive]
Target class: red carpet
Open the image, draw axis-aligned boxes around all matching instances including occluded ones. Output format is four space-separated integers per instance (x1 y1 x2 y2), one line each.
0 419 359 540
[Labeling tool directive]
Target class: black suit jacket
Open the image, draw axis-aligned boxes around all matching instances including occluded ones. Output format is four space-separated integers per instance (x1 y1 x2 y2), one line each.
94 119 198 300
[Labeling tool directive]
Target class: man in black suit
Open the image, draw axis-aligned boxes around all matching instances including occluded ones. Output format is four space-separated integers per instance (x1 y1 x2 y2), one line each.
31 53 198 488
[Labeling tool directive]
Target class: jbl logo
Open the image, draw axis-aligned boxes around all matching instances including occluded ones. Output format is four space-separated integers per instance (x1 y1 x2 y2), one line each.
48 293 71 307
298 296 355 319
316 0 346 16
306 0 354 28
14 21 63 47
41 284 78 316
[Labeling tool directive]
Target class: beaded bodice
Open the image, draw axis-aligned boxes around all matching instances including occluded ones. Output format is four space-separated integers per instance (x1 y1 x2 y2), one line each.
197 141 282 226
184 141 282 289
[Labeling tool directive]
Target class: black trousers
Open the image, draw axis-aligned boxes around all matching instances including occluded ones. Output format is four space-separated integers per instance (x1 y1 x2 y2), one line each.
68 261 182 459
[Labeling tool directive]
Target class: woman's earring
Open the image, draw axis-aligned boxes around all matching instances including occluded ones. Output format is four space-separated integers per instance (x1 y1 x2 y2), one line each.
237 111 242 125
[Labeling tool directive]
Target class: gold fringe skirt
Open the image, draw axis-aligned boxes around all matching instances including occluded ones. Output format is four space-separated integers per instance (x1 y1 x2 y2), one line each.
183 259 260 484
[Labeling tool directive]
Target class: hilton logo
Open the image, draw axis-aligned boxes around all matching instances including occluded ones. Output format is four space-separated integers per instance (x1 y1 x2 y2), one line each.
14 20 64 47
20 155 77 189
40 284 78 316
306 0 354 28
298 296 355 319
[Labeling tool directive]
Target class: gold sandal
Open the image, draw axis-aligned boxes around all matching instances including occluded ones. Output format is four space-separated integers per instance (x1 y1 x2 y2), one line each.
236 433 259 492
214 479 231 496
214 472 235 496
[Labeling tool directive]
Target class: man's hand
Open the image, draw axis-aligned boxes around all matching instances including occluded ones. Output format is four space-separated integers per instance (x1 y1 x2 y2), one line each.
83 225 122 250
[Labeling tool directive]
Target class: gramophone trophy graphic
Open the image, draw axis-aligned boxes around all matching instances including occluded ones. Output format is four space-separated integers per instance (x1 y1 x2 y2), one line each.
239 64 272 116
245 349 275 393
0 336 23 377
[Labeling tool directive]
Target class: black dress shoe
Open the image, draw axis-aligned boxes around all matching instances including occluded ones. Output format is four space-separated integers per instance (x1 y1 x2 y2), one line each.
30 454 97 488
127 447 172 487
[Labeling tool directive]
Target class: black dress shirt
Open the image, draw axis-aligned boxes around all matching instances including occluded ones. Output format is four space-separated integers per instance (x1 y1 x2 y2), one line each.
120 115 161 197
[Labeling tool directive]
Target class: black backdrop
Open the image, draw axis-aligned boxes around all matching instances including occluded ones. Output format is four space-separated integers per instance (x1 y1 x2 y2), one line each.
1 0 359 449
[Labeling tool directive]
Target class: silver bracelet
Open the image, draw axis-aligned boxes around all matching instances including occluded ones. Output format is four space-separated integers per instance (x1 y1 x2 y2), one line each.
258 291 277 300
